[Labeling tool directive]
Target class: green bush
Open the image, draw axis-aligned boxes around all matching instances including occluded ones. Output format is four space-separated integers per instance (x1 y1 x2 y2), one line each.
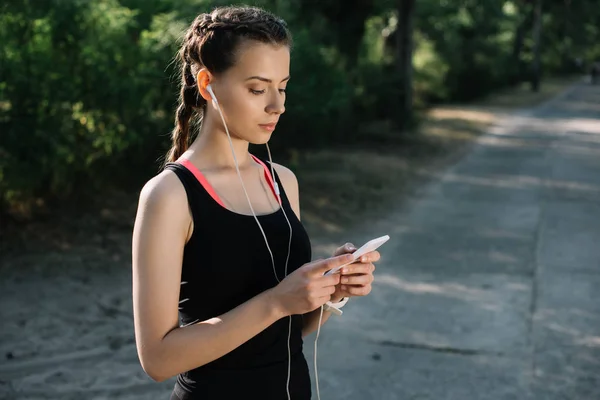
1 0 599 215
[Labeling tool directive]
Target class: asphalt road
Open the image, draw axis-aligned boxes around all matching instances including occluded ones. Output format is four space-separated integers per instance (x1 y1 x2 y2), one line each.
307 79 600 400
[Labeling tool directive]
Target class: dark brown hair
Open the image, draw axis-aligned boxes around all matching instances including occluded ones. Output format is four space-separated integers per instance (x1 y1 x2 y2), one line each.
163 6 292 166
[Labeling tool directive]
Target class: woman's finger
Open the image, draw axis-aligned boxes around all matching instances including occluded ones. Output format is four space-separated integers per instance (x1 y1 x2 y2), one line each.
314 285 337 298
341 263 375 275
314 273 341 287
358 251 380 263
342 285 372 296
340 274 373 286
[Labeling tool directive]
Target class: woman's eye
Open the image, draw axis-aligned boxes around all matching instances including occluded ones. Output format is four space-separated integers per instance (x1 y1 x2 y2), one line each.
279 88 286 94
250 89 265 95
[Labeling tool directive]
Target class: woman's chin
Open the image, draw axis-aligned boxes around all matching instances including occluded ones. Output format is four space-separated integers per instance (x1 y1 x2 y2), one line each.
249 132 274 145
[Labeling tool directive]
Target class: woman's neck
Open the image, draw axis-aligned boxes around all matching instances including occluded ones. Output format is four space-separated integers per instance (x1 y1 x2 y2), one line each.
186 119 253 172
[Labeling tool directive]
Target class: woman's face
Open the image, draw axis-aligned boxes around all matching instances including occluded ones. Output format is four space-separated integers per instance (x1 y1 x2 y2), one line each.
209 41 290 144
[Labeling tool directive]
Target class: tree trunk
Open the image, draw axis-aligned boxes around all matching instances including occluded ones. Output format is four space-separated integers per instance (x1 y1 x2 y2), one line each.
512 2 533 83
395 0 415 130
531 0 543 92
562 0 572 70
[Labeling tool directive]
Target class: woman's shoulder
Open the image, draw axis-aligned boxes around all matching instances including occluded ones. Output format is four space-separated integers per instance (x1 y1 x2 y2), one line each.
270 162 301 217
137 169 188 216
270 162 299 193
270 162 297 186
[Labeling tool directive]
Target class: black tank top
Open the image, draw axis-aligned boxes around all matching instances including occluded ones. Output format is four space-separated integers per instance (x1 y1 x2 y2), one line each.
164 156 312 399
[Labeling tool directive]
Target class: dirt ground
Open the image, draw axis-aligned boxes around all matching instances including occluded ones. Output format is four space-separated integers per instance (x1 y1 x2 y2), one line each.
0 76 579 399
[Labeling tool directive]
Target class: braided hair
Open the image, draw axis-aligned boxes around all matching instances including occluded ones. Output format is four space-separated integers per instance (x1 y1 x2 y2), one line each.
163 6 292 166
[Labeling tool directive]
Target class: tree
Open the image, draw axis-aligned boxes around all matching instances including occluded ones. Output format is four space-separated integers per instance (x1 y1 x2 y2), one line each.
394 0 415 129
531 0 543 91
512 1 533 83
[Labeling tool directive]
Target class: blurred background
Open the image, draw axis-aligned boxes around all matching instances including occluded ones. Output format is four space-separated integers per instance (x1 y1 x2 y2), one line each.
1 0 599 220
1 0 600 399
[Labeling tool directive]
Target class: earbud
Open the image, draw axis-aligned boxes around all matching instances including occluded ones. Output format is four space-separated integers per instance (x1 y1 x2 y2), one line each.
206 84 218 105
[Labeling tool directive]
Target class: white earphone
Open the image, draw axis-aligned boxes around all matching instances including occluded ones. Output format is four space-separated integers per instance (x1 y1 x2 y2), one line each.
205 83 325 400
206 84 218 105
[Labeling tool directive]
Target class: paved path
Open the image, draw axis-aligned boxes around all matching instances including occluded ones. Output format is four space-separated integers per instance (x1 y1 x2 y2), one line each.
1 80 599 400
307 80 600 399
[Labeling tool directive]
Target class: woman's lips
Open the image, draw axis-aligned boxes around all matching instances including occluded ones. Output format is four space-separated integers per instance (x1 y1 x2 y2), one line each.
259 123 277 132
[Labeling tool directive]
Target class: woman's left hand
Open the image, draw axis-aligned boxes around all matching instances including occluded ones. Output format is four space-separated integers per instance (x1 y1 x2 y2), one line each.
330 243 380 302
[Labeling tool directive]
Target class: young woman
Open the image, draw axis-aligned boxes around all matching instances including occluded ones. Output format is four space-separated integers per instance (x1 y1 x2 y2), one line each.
131 6 380 399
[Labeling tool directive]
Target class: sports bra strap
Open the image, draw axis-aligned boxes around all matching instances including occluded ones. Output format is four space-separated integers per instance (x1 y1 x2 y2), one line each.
250 155 281 205
177 155 281 206
178 159 227 208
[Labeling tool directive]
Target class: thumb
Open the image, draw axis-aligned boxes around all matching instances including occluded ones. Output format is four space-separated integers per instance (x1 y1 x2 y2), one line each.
334 242 356 256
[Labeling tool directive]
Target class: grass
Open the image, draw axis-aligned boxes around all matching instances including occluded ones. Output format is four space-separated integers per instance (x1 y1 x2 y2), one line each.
477 75 581 109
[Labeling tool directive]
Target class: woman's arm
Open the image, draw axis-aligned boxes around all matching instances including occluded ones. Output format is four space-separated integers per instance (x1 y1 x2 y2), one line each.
132 171 285 382
300 302 337 336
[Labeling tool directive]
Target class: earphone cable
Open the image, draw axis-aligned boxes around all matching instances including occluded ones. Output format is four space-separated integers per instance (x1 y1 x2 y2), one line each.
266 142 294 398
212 94 294 400
214 100 281 283
314 305 325 400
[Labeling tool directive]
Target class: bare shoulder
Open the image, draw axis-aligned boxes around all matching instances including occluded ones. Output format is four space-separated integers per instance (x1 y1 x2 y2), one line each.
138 170 188 214
271 162 300 218
271 162 298 189
135 169 192 240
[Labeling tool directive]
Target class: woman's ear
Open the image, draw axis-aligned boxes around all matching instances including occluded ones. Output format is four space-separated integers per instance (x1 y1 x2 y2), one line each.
196 68 213 102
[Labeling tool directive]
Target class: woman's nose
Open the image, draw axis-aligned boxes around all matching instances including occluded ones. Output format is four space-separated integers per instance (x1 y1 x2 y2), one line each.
266 92 285 115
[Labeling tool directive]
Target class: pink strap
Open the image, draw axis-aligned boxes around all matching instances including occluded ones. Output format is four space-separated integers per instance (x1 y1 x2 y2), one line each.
177 156 281 207
178 159 226 208
250 155 281 205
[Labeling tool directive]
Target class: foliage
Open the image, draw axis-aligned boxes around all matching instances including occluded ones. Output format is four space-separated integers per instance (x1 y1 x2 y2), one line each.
1 0 599 214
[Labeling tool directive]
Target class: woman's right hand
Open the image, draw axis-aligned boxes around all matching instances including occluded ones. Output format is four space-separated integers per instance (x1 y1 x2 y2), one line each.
270 254 355 316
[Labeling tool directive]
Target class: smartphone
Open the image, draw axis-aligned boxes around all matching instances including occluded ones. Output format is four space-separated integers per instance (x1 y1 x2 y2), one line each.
324 235 390 276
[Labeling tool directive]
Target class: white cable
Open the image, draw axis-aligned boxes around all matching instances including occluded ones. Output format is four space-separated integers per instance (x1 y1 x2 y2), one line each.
214 100 281 282
314 305 325 400
266 142 295 400
266 142 293 277
286 314 292 400
212 97 294 400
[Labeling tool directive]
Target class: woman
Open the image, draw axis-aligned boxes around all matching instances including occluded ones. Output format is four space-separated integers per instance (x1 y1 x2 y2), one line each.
132 6 380 399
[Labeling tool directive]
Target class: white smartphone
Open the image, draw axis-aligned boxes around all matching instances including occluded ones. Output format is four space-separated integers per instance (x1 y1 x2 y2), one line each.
324 235 390 276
